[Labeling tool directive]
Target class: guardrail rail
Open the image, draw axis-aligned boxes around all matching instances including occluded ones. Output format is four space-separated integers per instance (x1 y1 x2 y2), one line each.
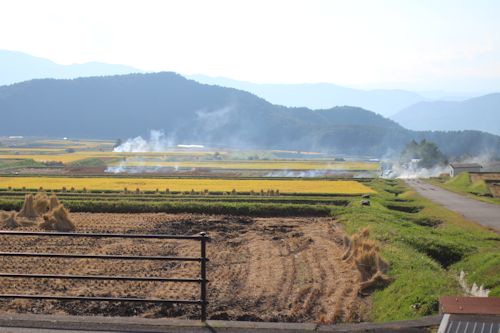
0 230 209 321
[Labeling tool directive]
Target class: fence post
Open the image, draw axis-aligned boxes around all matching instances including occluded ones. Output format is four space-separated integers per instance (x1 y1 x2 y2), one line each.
199 231 207 322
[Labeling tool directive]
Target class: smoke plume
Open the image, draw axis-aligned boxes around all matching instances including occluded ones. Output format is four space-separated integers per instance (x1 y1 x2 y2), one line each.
114 130 175 152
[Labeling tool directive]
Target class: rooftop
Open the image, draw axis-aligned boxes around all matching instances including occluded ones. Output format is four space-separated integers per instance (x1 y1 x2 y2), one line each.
450 163 482 168
438 297 500 333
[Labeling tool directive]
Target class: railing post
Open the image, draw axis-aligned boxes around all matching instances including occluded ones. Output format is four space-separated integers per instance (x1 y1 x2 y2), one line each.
199 231 207 322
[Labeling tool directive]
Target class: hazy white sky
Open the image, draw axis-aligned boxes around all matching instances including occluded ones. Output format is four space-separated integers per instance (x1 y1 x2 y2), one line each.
1 0 499 91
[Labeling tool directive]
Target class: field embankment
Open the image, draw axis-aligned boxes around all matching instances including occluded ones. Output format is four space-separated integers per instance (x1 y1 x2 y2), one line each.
428 172 500 205
339 179 500 322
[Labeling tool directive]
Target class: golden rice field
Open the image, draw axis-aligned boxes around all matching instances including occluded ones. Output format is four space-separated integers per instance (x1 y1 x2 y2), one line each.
0 151 227 162
0 151 379 171
38 139 113 149
0 177 375 194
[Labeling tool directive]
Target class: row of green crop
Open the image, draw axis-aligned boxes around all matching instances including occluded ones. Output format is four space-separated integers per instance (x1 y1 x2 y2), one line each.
0 187 360 197
0 191 351 206
0 198 333 217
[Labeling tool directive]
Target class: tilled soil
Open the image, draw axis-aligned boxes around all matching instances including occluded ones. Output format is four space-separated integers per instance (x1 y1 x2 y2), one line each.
0 213 367 323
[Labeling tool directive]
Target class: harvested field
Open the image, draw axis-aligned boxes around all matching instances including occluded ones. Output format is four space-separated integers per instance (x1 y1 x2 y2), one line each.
0 213 368 323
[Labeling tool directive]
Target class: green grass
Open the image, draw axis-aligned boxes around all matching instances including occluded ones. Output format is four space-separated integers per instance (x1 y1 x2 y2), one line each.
338 179 500 322
446 172 472 188
446 172 491 196
0 158 44 170
453 251 500 296
429 172 500 205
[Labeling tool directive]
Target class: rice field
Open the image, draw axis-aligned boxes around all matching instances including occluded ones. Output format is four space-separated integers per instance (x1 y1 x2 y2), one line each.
0 151 227 163
113 160 380 170
0 177 375 194
0 151 379 171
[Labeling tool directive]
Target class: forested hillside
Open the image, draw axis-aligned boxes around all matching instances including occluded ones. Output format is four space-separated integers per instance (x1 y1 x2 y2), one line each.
1 72 499 156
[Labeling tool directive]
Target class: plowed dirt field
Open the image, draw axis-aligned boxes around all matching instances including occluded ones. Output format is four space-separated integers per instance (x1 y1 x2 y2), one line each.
0 213 367 323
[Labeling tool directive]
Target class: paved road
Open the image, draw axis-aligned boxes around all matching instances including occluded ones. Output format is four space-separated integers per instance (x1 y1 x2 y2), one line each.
405 179 500 233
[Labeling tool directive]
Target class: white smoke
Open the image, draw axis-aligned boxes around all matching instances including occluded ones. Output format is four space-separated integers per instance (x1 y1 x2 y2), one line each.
265 170 330 177
105 158 180 174
456 153 500 171
381 162 449 179
114 130 174 152
196 106 233 131
264 169 377 178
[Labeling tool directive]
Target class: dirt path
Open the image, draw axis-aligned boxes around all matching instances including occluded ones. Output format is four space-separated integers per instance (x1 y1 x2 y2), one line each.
405 179 500 233
0 213 368 323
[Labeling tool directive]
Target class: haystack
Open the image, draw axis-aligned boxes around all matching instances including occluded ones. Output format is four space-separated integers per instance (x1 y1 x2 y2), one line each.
18 194 38 219
48 194 61 211
41 204 75 232
40 214 54 230
34 192 50 216
1 211 19 228
342 228 391 293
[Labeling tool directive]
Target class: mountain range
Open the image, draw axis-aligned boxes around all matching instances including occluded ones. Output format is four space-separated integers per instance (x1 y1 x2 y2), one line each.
391 93 500 135
1 50 477 118
0 50 141 87
1 72 499 157
188 75 429 117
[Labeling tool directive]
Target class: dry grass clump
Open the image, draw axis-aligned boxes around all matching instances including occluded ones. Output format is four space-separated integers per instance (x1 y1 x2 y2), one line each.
1 211 19 228
49 194 61 211
4 192 75 232
34 192 50 216
17 194 38 219
41 204 75 232
342 228 391 293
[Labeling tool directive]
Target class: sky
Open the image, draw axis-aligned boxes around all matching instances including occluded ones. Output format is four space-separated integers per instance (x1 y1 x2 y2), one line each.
1 0 499 92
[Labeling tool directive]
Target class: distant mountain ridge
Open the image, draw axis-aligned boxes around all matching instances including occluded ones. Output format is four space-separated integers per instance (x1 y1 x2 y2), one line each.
0 50 478 118
391 93 500 135
188 75 427 117
0 50 142 86
1 72 499 157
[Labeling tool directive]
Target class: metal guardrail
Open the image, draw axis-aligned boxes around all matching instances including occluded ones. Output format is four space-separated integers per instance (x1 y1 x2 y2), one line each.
0 230 209 321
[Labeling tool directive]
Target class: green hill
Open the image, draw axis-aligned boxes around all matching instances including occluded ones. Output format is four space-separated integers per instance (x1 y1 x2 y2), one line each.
1 72 499 156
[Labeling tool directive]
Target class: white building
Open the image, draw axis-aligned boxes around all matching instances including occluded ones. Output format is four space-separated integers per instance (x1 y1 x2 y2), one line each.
449 163 482 177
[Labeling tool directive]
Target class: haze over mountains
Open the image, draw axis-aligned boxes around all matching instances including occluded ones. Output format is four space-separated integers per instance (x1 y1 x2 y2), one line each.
0 50 141 86
391 94 500 136
188 75 428 117
1 72 499 157
1 50 499 142
0 50 474 117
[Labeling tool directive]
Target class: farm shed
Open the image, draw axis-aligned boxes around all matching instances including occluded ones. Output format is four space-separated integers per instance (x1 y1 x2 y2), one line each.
437 296 500 333
449 163 482 177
